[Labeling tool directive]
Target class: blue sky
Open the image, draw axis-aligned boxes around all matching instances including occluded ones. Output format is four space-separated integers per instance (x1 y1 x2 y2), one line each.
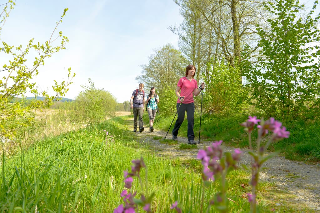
1 0 318 103
1 0 183 102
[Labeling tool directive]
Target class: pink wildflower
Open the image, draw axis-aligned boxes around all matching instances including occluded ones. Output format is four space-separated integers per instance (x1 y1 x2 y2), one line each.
131 158 146 175
170 201 182 213
273 126 290 139
143 203 151 212
232 148 242 161
124 208 135 213
247 193 255 203
248 116 260 124
170 201 178 209
203 167 214 181
124 177 133 189
197 150 209 165
124 171 128 178
114 204 124 213
121 190 128 198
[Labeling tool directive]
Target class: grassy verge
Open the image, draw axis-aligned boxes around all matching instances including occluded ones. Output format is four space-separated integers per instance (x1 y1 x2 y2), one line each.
0 116 314 212
154 111 320 162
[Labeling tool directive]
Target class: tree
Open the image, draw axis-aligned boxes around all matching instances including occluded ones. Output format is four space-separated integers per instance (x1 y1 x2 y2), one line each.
245 0 320 119
136 44 187 92
0 0 75 141
170 0 207 82
136 44 188 115
122 101 131 112
172 0 266 68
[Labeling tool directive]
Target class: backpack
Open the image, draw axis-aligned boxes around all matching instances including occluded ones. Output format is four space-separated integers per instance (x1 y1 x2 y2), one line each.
135 89 144 97
133 89 145 105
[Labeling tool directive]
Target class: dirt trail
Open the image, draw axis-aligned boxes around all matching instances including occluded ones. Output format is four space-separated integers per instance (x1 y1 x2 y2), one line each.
120 114 320 212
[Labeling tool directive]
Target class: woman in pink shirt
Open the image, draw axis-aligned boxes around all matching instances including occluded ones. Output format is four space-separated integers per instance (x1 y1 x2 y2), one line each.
172 65 205 144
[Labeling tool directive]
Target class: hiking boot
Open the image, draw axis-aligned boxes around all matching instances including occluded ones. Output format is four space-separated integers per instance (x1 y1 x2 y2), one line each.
133 129 137 132
172 135 178 141
150 126 154 132
139 127 144 133
188 140 197 145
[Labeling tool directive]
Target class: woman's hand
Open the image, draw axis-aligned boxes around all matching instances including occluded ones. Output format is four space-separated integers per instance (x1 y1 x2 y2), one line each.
199 82 205 90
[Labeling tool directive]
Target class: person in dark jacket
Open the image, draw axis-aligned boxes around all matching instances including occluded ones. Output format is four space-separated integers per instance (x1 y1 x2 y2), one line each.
130 83 145 133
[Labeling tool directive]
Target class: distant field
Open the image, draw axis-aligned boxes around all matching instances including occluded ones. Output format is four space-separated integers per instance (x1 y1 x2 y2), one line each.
115 111 131 116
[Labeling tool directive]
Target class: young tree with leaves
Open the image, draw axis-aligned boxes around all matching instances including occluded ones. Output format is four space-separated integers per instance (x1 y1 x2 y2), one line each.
245 0 320 119
0 1 75 143
136 44 187 115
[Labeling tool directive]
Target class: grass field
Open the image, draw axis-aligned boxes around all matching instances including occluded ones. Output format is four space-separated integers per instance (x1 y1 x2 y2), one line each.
0 113 316 212
152 111 320 162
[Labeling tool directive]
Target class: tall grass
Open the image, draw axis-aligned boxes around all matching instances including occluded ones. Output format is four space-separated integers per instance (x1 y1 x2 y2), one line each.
1 116 309 212
154 111 320 162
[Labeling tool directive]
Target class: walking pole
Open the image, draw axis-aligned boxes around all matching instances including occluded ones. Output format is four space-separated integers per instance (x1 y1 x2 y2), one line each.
198 90 203 144
164 98 183 139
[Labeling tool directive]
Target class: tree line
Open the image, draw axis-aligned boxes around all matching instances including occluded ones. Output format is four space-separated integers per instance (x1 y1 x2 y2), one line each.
137 0 320 120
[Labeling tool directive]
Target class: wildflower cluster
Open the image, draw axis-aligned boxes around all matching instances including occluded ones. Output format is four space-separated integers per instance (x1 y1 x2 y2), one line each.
114 116 289 213
114 157 182 213
241 116 290 213
197 141 242 212
114 158 154 213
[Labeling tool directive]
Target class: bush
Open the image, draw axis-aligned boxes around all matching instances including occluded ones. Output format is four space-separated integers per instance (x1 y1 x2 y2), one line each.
203 62 249 115
72 79 117 124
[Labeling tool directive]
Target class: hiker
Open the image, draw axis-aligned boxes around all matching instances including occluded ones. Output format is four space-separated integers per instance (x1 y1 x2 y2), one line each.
130 83 145 133
172 65 205 144
146 87 159 132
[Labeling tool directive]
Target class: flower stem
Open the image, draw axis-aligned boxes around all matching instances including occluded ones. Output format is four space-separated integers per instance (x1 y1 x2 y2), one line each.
249 132 252 150
200 182 204 213
221 169 228 213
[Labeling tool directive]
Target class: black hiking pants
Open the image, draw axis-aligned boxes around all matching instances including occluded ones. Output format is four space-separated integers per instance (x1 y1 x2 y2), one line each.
172 102 194 141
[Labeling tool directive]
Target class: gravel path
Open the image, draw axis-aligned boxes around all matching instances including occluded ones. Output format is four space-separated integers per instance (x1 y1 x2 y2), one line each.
130 124 320 212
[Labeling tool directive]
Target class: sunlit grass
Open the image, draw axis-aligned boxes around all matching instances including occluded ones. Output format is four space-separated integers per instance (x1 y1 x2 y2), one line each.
152 136 163 140
0 115 315 212
154 111 320 162
159 138 178 145
179 143 197 149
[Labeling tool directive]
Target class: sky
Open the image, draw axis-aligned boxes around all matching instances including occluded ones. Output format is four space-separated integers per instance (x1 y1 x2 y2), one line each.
0 0 183 103
1 0 319 103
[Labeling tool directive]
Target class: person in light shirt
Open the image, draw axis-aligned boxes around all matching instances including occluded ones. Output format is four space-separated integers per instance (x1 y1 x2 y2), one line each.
146 87 159 132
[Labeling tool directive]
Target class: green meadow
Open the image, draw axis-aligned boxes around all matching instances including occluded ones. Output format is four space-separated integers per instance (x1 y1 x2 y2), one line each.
0 115 314 212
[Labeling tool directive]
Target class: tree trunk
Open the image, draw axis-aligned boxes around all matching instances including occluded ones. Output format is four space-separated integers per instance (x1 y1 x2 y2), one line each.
231 0 240 65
